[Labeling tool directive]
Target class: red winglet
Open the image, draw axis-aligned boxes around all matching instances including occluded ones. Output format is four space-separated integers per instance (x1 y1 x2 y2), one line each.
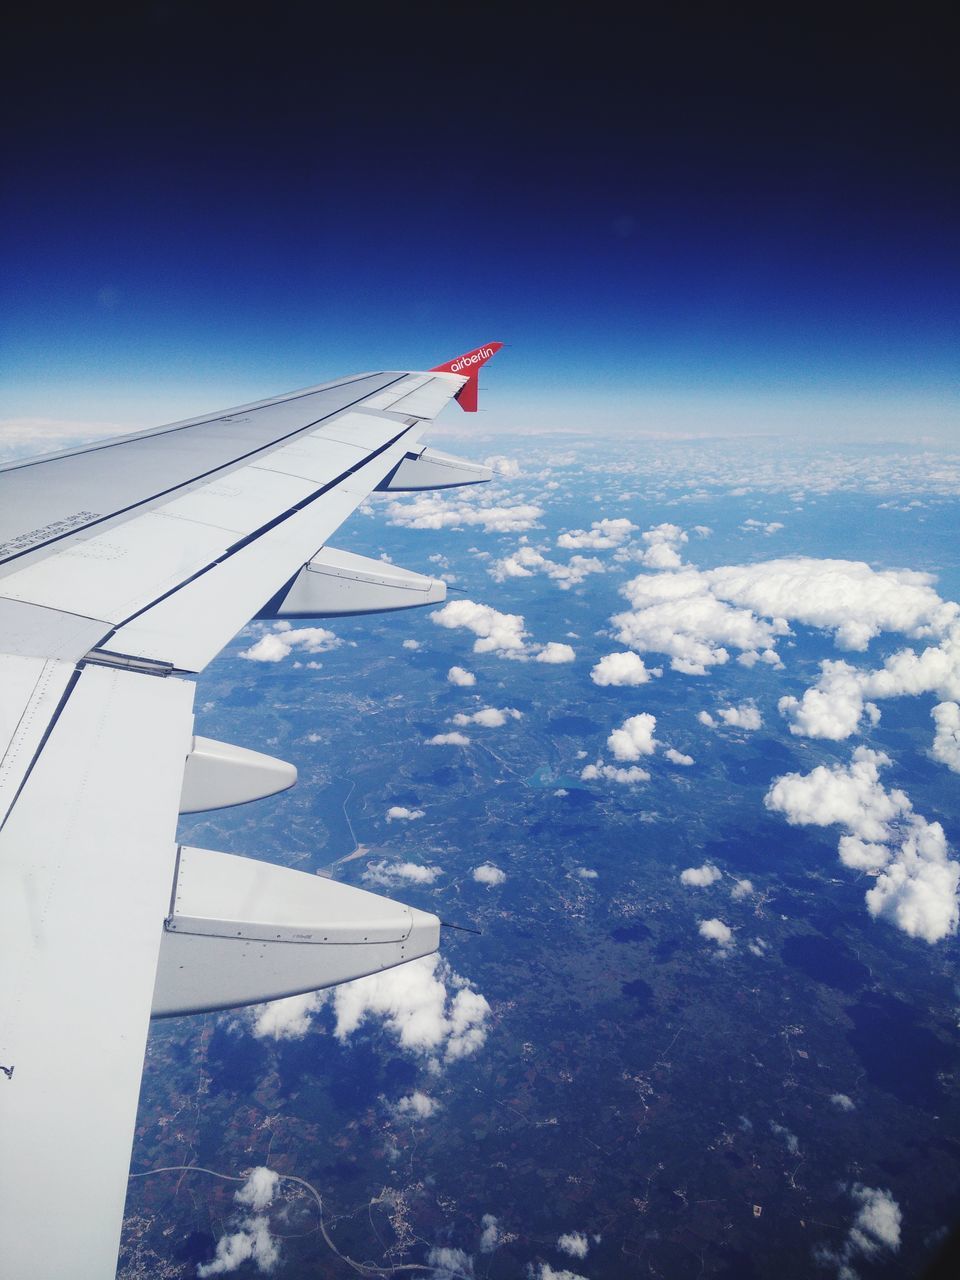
430 342 503 412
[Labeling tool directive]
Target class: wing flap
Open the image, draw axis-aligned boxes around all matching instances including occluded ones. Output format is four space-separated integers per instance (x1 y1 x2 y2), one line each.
0 665 195 1279
102 431 418 670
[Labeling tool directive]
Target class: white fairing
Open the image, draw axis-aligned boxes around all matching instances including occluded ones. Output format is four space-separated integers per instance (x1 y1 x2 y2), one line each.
179 735 297 812
265 545 447 617
152 846 440 1015
378 446 494 491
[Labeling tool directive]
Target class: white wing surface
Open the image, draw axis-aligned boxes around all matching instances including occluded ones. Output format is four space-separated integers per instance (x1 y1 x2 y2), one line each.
0 344 502 1278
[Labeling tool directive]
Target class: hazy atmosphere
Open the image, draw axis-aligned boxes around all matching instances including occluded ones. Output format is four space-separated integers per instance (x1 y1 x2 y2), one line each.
3 6 959 1280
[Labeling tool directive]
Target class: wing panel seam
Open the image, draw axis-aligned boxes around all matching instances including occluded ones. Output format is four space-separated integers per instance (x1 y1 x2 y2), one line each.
0 374 409 570
98 423 415 642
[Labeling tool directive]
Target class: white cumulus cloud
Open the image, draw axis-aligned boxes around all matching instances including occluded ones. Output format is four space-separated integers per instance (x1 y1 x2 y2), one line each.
483 454 521 478
386 491 543 534
386 805 424 822
699 918 734 949
716 701 763 730
557 516 636 549
197 1169 281 1276
478 1214 501 1253
931 701 960 772
426 1246 474 1279
331 954 491 1064
390 1090 439 1119
765 747 960 943
536 641 577 664
608 713 658 760
363 860 442 886
590 651 657 686
557 1231 589 1259
665 747 694 766
489 543 606 590
680 864 722 887
610 556 958 678
452 707 522 728
251 992 326 1041
816 1185 902 1277
448 665 477 686
473 863 506 886
536 1264 589 1280
240 623 342 663
426 732 471 746
581 762 651 784
431 599 528 656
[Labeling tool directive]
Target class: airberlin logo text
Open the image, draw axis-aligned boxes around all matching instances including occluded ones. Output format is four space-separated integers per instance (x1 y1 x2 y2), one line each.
449 347 494 372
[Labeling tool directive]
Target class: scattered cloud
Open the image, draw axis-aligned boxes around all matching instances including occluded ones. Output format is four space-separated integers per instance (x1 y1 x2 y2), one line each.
608 713 658 760
536 641 577 664
557 516 636 549
816 1185 902 1278
332 954 491 1064
489 543 606 590
557 1232 589 1259
363 860 442 886
627 522 689 570
240 623 342 663
741 519 784 535
699 918 734 950
402 638 421 651
781 621 960 750
931 701 960 772
574 867 598 879
680 864 722 887
535 1264 589 1280
665 747 694 766
478 1214 501 1253
731 878 754 899
249 956 490 1066
716 701 762 730
590 651 658 686
235 1168 280 1213
830 1093 856 1111
426 1246 474 1279
581 762 650 784
386 491 542 534
473 863 506 887
431 599 528 656
448 665 477 686
386 806 424 822
770 1120 800 1154
452 707 522 728
197 1168 281 1276
483 454 521 478
613 570 782 675
765 747 960 942
389 1090 439 1120
426 732 471 746
251 993 325 1041
610 557 957 677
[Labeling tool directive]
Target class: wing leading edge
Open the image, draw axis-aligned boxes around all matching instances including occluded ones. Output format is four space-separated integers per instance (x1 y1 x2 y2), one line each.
0 345 502 1278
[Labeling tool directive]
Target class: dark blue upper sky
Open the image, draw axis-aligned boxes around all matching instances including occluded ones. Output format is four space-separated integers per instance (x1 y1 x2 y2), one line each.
2 4 957 440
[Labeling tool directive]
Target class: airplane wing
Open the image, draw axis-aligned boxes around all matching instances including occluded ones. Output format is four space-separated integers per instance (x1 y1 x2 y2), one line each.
0 342 503 1279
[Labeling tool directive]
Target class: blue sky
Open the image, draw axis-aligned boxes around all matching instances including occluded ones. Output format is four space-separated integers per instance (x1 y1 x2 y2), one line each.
2 6 957 442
